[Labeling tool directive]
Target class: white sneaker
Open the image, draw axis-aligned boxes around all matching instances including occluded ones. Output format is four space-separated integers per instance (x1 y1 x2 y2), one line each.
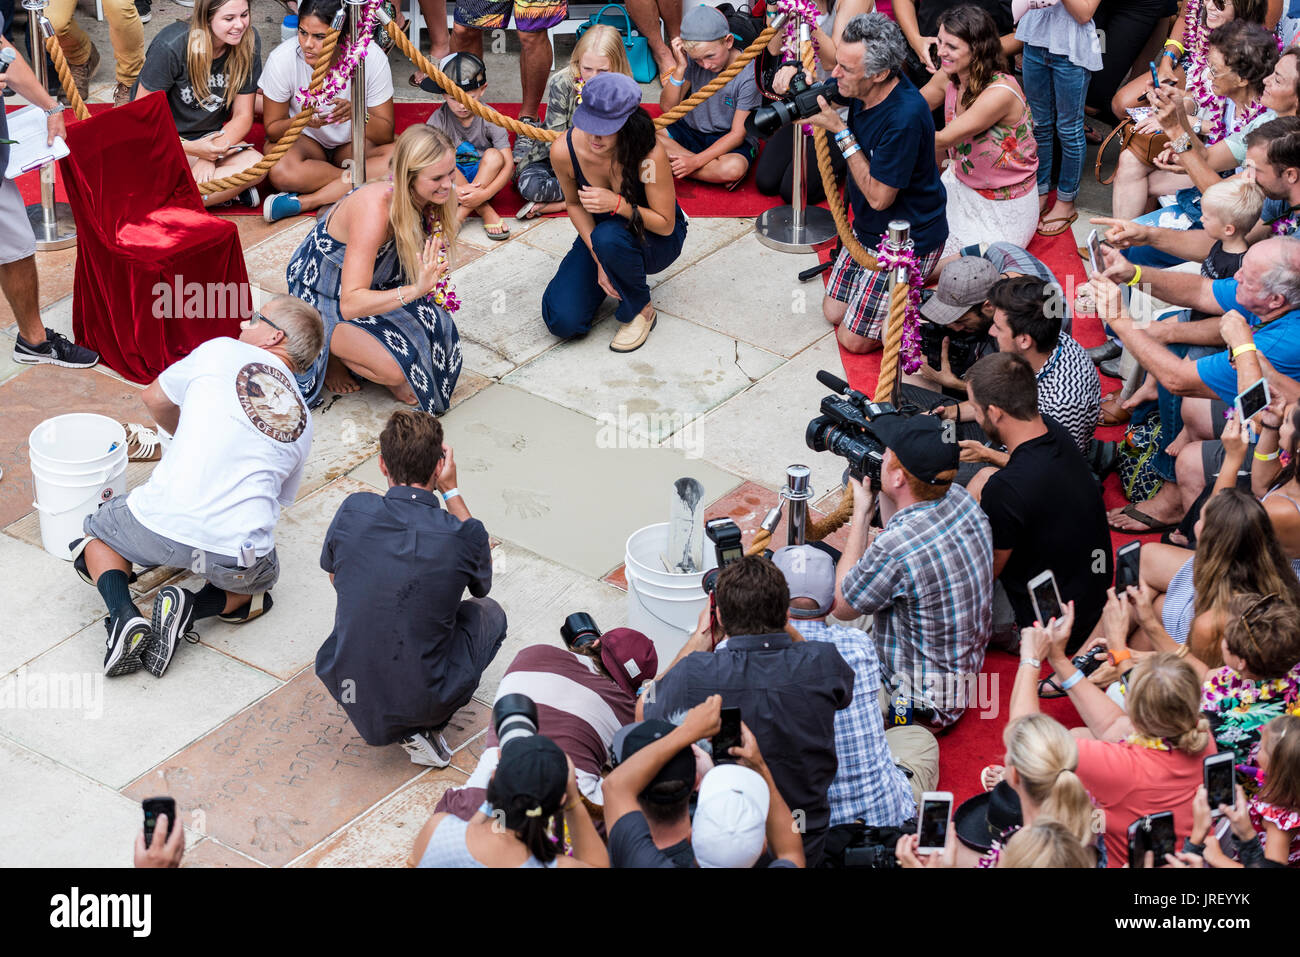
400 730 453 767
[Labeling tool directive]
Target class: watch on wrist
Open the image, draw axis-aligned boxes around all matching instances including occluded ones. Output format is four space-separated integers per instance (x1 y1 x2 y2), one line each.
44 103 67 117
1171 133 1193 154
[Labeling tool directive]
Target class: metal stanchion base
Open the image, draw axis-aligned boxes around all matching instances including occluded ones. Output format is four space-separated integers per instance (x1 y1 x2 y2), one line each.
26 202 77 251
753 205 837 253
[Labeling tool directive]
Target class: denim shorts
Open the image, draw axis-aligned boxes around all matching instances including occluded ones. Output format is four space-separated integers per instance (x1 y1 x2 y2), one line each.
84 495 280 595
663 119 757 161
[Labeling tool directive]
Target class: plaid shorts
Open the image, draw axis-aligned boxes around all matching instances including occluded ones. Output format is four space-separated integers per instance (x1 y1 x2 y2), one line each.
454 0 566 31
826 243 943 341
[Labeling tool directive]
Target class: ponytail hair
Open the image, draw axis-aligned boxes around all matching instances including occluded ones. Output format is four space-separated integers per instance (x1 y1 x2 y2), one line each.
484 775 562 864
613 108 656 242
1003 714 1096 847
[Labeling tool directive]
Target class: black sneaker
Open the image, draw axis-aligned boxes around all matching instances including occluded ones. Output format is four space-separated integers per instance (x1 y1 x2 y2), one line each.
146 585 197 678
218 591 273 623
103 612 154 677
135 0 152 21
399 730 453 767
14 328 99 369
236 186 260 208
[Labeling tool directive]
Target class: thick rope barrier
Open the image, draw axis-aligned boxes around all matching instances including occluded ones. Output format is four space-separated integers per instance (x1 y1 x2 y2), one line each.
197 27 343 195
383 16 781 139
45 34 91 121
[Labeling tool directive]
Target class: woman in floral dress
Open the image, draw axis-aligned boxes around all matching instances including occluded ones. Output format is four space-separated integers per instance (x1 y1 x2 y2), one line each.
287 124 463 414
919 5 1039 260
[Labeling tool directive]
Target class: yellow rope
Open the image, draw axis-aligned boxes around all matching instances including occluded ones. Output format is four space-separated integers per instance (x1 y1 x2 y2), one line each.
45 35 91 121
197 28 342 195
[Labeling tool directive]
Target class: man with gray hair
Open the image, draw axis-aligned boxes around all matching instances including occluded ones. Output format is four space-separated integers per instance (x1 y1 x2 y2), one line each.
809 12 948 356
71 295 324 679
1091 238 1300 533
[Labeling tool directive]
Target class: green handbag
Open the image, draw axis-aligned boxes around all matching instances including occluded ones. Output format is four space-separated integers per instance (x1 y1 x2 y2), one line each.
576 3 658 84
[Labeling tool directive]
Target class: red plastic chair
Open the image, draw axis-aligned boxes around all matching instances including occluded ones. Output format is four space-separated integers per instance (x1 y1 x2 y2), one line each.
58 92 249 384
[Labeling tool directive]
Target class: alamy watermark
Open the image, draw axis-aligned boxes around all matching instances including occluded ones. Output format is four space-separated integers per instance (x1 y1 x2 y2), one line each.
0 667 102 720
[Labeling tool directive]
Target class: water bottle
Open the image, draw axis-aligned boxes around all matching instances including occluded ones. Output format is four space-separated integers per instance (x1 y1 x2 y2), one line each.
281 14 299 43
240 540 256 569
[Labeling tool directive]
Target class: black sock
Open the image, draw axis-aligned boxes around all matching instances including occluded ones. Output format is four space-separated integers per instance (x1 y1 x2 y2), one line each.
192 583 227 620
96 570 140 621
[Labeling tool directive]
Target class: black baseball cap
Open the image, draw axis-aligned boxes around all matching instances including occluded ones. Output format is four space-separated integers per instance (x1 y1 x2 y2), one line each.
432 52 487 94
869 412 958 484
611 720 696 804
491 735 568 829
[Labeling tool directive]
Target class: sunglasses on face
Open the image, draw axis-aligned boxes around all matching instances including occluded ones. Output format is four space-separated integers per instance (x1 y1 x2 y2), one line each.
248 311 283 333
1208 0 1229 11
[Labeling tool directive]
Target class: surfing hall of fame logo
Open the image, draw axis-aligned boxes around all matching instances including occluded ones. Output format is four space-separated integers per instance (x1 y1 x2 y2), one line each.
235 362 307 443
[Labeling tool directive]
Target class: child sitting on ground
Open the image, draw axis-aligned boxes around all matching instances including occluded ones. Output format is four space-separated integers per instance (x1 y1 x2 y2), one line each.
658 4 763 187
512 24 633 220
425 52 514 239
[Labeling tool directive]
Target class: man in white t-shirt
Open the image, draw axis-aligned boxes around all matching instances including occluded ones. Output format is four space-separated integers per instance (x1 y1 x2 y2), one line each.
72 296 324 679
258 4 396 222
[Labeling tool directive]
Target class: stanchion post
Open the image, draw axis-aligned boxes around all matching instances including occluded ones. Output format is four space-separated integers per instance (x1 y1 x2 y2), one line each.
782 464 813 547
344 0 367 187
23 0 76 250
882 219 911 332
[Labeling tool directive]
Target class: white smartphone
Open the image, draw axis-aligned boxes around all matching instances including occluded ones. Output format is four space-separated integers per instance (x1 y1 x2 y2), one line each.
918 791 953 853
1086 228 1105 274
1028 569 1064 626
1235 377 1270 425
1203 751 1236 817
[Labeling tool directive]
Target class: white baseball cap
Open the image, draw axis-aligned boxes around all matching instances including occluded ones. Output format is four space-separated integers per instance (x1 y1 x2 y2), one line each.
692 763 769 868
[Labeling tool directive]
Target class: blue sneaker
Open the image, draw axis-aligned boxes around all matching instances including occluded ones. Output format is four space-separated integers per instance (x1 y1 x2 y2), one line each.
263 192 302 223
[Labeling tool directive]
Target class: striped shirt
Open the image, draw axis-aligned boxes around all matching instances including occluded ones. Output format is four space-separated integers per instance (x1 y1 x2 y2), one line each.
841 484 994 728
1036 334 1101 453
793 619 917 827
487 645 636 804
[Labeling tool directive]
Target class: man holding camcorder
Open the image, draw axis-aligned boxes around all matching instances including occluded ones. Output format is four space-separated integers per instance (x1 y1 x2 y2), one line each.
809 12 948 357
831 414 994 731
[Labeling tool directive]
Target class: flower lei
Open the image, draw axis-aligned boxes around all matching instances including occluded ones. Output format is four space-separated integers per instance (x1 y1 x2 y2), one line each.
776 0 821 64
424 209 460 314
873 238 924 374
297 0 384 112
1204 95 1267 147
1202 663 1300 713
1126 733 1172 751
574 76 585 105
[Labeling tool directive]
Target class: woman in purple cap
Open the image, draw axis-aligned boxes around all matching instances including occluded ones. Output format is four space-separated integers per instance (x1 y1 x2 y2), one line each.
541 71 688 353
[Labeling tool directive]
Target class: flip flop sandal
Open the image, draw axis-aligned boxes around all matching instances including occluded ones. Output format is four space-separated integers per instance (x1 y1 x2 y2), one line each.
1099 392 1132 426
980 765 1005 792
1038 673 1068 698
484 222 510 241
516 201 539 221
121 422 163 462
218 591 274 624
410 74 442 96
1108 503 1179 534
1036 212 1078 237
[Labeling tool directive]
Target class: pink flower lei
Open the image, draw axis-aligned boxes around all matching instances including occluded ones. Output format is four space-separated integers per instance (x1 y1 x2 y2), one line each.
1204 95 1267 147
422 209 460 314
872 238 924 375
297 0 385 113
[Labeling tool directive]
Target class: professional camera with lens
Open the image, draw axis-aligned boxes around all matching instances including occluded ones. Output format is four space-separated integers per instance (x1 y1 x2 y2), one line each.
805 370 904 487
917 319 986 379
752 74 847 138
700 517 744 594
493 693 538 747
560 612 600 652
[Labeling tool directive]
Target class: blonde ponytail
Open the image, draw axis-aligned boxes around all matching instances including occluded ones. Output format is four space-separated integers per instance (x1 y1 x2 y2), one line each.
1004 714 1095 847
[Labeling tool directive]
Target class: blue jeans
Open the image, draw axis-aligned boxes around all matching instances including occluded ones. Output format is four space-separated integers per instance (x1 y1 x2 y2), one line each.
1143 340 1207 482
1122 209 1202 269
542 208 688 338
1022 44 1090 204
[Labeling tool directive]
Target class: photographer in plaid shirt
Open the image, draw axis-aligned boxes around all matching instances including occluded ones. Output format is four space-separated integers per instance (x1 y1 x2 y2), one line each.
831 414 995 731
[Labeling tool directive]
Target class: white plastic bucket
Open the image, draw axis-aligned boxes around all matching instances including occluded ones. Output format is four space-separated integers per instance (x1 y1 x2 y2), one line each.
623 523 716 664
28 414 128 560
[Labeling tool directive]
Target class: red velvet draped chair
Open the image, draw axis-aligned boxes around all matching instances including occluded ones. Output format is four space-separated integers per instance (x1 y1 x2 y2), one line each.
58 92 249 384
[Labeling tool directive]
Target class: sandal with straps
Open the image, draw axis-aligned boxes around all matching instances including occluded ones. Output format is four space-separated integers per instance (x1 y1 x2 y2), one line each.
122 422 163 462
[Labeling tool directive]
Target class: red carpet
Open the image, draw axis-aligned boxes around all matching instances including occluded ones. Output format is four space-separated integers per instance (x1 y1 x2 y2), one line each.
833 222 1161 799
13 102 787 219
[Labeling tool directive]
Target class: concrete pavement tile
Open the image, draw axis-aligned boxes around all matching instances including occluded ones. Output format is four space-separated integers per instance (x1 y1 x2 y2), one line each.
351 384 743 578
0 620 280 789
516 216 578 258
0 535 108 677
229 213 311 252
0 737 143 867
241 219 315 295
694 331 847 494
0 363 146 531
290 766 469 867
122 669 424 867
294 372 490 502
460 336 517 379
455 214 546 251
450 242 567 366
439 699 489 753
0 350 29 386
183 837 268 868
648 218 764 290
653 233 824 356
474 541 633 699
501 310 782 443
175 478 371 680
2 294 73 344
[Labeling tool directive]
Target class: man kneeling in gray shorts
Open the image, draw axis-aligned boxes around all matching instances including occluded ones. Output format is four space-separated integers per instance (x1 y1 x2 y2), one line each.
71 296 324 678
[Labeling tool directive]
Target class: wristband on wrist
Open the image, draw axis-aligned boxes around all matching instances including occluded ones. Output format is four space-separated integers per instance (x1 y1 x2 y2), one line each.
1255 449 1281 461
442 487 461 502
1230 343 1257 359
1058 670 1085 692
1108 647 1132 667
834 127 854 142
613 195 622 216
841 143 862 160
1164 39 1185 54
1174 643 1190 659
1160 49 1179 64
669 73 685 86
1126 265 1142 287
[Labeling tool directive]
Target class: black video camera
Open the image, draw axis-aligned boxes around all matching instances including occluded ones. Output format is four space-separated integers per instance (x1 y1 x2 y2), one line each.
806 370 902 487
752 75 846 138
917 319 986 379
700 517 744 594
